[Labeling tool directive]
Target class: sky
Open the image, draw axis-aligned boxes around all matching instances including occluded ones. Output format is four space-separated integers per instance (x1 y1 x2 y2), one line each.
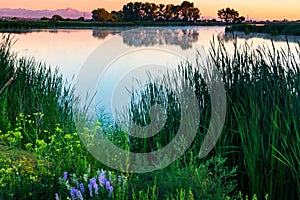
1 0 299 21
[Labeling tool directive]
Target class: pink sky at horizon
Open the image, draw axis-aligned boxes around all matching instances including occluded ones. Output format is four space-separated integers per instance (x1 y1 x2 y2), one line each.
1 0 299 21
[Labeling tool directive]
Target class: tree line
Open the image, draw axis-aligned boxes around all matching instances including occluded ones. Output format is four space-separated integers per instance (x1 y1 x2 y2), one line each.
40 1 245 24
92 1 201 22
91 1 244 23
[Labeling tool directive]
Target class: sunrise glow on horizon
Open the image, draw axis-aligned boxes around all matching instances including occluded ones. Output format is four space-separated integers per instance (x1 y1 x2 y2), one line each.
1 0 299 21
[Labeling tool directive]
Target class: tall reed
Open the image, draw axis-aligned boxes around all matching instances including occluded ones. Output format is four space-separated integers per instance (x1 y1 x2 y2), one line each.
209 38 300 199
0 34 76 143
123 37 300 199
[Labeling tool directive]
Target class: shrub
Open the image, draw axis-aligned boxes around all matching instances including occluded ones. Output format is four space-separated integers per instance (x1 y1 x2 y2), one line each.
0 150 54 199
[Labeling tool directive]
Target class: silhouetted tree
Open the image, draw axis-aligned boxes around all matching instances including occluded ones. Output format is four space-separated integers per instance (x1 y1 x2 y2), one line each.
180 1 194 21
91 1 201 23
142 2 158 21
155 3 165 21
41 16 50 20
170 5 181 21
165 4 175 21
217 7 239 23
122 2 136 21
186 7 200 22
235 16 245 23
77 17 85 21
122 2 159 21
111 10 123 21
52 14 64 21
92 8 117 22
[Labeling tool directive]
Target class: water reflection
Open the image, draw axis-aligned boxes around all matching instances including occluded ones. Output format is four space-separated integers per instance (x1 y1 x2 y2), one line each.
218 31 300 43
0 29 44 34
122 28 199 49
92 29 122 39
4 27 300 44
5 26 300 85
0 29 67 35
92 28 199 49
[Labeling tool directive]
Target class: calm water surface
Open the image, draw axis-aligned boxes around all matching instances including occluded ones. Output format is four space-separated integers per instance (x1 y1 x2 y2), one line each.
8 27 300 80
5 27 300 113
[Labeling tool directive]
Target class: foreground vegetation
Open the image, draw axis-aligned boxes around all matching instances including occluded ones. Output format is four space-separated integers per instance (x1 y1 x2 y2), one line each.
226 22 300 36
0 33 299 200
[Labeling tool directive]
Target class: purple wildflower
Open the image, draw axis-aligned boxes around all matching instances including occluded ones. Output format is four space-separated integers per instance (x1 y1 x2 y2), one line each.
89 177 99 195
75 189 83 200
90 177 97 185
108 186 114 198
79 183 85 194
94 183 99 195
70 188 83 200
105 181 111 190
88 183 93 197
109 186 114 193
55 193 59 200
63 172 68 181
70 187 76 200
98 172 105 186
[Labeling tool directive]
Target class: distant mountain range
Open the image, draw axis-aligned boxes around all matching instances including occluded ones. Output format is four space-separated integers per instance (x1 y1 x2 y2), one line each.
0 8 92 19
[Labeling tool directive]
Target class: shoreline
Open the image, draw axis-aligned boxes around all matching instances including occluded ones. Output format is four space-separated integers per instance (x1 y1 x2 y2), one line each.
0 20 227 29
226 22 300 36
1 20 300 36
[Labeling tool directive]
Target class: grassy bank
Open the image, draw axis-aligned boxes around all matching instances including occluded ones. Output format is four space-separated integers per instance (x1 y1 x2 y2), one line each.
0 20 226 30
0 34 299 200
226 22 300 36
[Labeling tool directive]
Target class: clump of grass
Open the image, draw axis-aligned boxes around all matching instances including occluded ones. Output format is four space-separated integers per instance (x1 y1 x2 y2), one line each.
122 37 300 199
0 34 76 139
209 38 300 199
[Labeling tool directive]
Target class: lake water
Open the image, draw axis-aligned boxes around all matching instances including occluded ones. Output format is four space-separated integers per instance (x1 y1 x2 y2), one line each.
4 26 300 114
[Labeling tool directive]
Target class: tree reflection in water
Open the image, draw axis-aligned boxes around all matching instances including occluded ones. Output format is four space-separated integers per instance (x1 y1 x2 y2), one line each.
92 29 122 39
92 28 199 49
217 31 300 43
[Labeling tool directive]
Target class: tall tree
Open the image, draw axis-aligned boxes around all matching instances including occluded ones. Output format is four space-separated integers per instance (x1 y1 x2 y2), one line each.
122 2 138 21
217 7 239 23
180 1 194 21
92 8 117 22
170 5 181 21
186 7 200 22
111 10 123 22
91 1 202 22
165 4 175 21
141 2 158 21
155 4 165 21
